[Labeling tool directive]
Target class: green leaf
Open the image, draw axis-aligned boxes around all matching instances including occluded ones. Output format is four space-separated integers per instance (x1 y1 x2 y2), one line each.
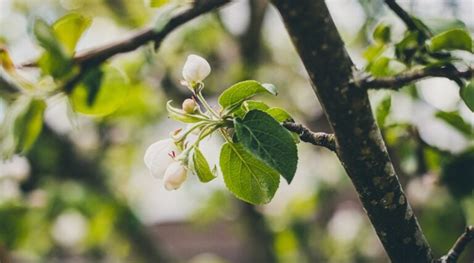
191 147 216 183
34 18 72 78
13 97 46 153
34 19 63 53
363 43 385 62
266 107 293 123
234 110 298 183
367 56 391 77
435 111 472 138
70 66 129 116
411 17 433 40
243 100 270 112
166 101 205 123
218 80 277 112
82 67 105 106
234 100 270 118
428 29 472 53
220 142 280 204
424 18 466 35
376 95 391 127
52 13 92 55
37 52 72 79
373 23 391 44
33 14 91 78
461 80 474 112
395 32 420 63
150 0 169 8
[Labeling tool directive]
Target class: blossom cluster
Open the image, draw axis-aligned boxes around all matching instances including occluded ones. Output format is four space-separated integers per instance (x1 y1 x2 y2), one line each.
144 54 211 190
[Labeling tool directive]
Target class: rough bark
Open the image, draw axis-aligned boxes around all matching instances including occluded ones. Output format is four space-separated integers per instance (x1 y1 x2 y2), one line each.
271 0 433 262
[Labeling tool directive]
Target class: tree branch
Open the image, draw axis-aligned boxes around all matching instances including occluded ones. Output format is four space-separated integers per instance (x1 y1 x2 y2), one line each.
384 0 431 38
283 122 336 152
359 66 474 90
439 226 474 263
272 0 433 261
20 0 231 68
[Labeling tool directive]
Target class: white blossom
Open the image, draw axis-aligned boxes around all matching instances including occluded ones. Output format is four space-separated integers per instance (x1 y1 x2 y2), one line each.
182 54 211 83
163 161 187 190
144 138 179 178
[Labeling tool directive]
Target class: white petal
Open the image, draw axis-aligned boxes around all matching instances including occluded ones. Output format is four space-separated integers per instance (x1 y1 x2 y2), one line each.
144 139 178 178
163 162 187 190
182 54 211 83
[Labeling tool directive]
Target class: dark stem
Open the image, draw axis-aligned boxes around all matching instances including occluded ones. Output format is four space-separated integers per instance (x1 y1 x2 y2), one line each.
283 122 336 152
271 0 433 262
384 0 431 37
19 0 231 68
439 226 474 263
359 67 473 90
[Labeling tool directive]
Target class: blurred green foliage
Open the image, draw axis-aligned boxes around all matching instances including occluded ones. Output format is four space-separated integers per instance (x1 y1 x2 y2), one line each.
0 0 473 262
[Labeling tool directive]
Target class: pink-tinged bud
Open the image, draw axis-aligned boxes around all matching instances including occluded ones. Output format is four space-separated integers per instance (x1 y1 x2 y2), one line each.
182 98 197 113
163 162 187 190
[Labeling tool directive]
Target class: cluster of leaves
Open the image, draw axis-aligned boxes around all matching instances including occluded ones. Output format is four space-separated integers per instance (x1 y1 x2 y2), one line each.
169 80 298 204
0 14 130 158
366 17 474 203
365 19 473 112
0 8 301 207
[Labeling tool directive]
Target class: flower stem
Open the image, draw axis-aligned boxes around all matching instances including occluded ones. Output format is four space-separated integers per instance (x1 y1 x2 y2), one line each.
219 128 233 143
196 92 219 119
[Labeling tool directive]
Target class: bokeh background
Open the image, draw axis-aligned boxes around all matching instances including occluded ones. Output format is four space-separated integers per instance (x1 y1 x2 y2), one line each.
0 0 473 262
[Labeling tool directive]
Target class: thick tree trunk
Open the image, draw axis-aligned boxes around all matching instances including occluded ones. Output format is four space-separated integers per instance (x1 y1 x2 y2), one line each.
272 0 433 262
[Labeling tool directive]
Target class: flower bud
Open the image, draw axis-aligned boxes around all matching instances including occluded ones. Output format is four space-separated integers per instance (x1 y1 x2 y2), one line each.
182 54 211 84
163 162 187 190
144 139 179 178
182 98 197 113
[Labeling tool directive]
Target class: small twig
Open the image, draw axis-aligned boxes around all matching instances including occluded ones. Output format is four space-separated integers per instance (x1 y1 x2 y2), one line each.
19 0 231 68
439 226 474 263
283 122 336 152
358 67 473 90
17 0 231 96
384 0 431 38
